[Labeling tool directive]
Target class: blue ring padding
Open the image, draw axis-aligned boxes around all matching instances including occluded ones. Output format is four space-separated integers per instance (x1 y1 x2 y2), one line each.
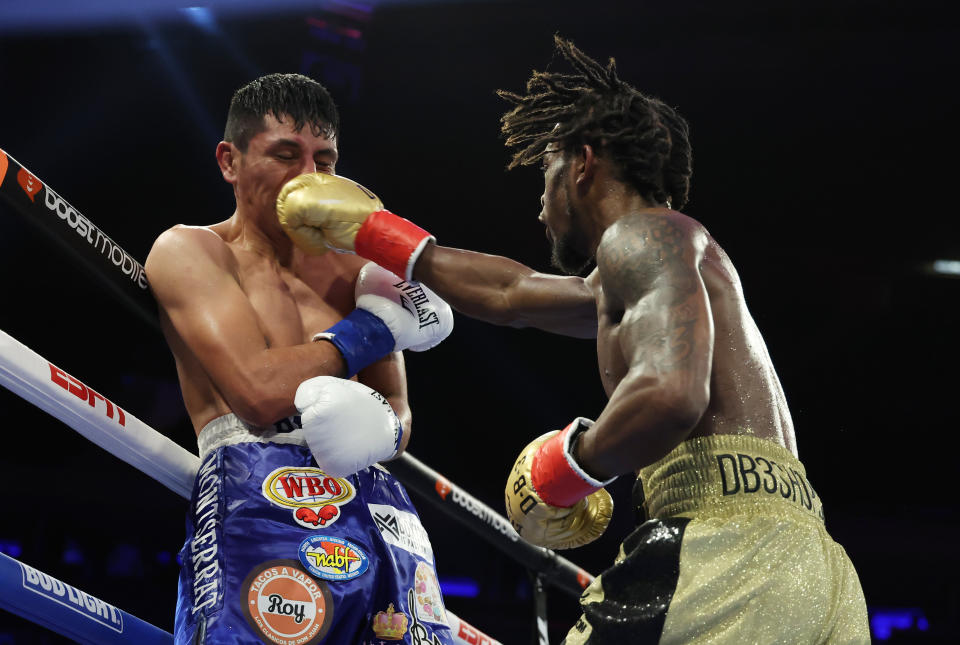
323 308 395 377
0 552 172 645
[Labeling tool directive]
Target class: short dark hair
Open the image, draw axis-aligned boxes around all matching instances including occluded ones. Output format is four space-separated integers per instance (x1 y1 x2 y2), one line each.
224 73 340 151
498 36 693 210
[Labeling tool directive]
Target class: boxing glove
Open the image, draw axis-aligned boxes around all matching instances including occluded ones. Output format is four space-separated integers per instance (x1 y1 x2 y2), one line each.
314 262 454 376
277 172 433 281
296 376 402 477
505 418 615 549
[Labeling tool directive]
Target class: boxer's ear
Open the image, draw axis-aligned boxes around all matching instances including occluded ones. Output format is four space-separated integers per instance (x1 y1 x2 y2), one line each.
573 144 597 191
217 141 239 184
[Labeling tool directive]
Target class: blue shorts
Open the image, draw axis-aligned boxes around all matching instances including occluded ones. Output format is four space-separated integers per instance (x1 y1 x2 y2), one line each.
175 415 455 644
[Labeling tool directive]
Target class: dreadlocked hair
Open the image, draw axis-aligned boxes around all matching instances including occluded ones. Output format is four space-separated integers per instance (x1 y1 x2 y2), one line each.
224 73 340 151
498 35 692 209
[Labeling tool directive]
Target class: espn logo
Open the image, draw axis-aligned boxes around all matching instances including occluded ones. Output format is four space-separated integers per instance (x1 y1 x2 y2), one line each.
49 364 126 426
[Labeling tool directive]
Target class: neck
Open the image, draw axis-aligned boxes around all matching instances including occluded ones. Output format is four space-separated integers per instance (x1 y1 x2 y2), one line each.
223 208 296 266
585 180 666 255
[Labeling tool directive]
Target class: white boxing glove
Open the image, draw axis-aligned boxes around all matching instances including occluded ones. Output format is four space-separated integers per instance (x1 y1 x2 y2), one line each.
354 262 453 352
296 376 402 477
313 262 454 377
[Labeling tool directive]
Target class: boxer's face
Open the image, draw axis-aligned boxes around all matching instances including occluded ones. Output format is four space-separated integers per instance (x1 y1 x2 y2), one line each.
229 113 339 223
539 147 592 275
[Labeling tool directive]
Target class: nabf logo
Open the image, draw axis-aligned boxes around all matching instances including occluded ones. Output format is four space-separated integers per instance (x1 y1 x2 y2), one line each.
298 535 369 582
262 467 355 530
242 559 333 645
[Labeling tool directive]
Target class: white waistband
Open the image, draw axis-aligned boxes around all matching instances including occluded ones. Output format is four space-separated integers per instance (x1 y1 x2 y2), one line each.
197 413 307 459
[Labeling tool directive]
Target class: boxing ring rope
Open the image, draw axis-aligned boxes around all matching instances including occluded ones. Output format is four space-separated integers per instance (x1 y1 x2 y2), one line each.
0 147 593 643
0 551 173 644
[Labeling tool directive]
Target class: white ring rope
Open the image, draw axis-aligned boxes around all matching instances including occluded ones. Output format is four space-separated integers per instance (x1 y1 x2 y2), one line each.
0 328 199 499
0 326 501 645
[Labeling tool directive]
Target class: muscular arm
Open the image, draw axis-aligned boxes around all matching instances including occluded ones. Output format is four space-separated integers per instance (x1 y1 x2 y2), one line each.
577 213 714 477
413 243 597 339
146 226 346 427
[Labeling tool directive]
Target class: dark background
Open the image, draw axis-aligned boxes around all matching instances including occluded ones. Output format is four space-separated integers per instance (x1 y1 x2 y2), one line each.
1 0 957 642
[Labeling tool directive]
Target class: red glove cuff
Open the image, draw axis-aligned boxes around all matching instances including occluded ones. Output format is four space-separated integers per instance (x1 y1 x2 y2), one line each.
530 419 614 508
354 210 434 281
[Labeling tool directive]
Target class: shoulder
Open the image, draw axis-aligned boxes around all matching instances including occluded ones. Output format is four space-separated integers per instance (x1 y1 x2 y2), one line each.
596 209 706 298
600 208 705 253
598 209 707 265
145 225 236 287
147 225 231 267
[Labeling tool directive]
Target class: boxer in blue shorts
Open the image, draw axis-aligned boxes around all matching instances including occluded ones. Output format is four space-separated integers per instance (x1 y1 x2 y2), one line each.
145 73 454 643
176 414 454 644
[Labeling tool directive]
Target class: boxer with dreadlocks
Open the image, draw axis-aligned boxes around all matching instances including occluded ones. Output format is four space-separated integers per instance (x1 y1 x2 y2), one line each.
276 36 869 643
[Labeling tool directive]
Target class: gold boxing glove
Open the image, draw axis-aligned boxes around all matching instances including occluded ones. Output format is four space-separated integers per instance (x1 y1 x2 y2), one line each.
276 173 434 281
505 418 615 550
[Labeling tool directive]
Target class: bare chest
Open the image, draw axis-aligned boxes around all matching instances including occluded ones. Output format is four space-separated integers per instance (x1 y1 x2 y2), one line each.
234 252 356 348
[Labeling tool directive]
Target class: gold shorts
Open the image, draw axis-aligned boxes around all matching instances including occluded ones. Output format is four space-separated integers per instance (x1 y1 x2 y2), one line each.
563 435 869 644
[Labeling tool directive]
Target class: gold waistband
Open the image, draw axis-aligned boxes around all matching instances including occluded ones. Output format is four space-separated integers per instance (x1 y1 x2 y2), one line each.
638 435 824 523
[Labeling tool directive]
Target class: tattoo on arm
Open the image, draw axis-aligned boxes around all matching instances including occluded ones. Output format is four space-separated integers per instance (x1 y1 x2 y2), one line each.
630 302 698 368
598 214 703 369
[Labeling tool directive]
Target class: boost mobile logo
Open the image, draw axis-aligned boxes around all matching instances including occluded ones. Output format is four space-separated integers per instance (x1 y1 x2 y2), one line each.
450 489 520 543
42 185 148 290
18 168 42 202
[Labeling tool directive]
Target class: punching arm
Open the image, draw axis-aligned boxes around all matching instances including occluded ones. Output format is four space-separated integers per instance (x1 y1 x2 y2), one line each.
413 243 598 339
276 173 597 338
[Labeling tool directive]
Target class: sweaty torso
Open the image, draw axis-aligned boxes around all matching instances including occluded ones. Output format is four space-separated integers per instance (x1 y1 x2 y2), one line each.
162 223 366 434
590 223 798 458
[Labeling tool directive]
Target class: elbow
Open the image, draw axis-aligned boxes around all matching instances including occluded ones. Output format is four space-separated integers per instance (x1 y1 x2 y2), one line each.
654 382 709 436
228 384 292 429
232 402 285 429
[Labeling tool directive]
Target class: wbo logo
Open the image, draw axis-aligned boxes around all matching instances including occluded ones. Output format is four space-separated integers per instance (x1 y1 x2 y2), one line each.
298 535 370 582
262 467 355 530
